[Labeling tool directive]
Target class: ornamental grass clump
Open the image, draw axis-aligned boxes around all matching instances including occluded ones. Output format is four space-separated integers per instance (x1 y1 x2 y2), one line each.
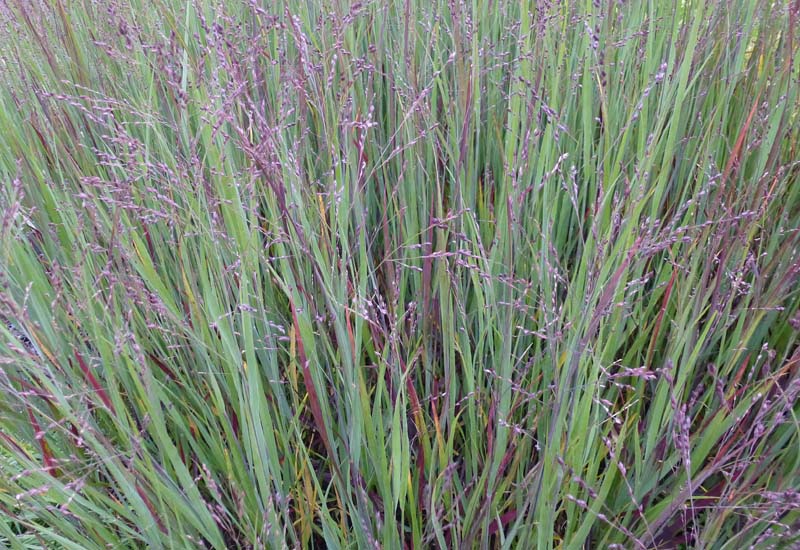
0 0 799 548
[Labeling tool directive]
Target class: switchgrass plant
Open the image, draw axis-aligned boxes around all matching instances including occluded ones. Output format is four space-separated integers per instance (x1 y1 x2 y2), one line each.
0 0 799 548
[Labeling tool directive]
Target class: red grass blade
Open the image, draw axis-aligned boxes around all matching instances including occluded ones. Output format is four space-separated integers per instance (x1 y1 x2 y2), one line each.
290 299 335 465
26 405 56 474
74 350 115 414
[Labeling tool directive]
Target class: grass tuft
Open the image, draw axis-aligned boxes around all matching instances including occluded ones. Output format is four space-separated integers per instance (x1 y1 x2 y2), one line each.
1 0 799 548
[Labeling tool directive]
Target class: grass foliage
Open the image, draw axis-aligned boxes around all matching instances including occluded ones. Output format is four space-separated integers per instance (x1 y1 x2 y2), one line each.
1 0 799 548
